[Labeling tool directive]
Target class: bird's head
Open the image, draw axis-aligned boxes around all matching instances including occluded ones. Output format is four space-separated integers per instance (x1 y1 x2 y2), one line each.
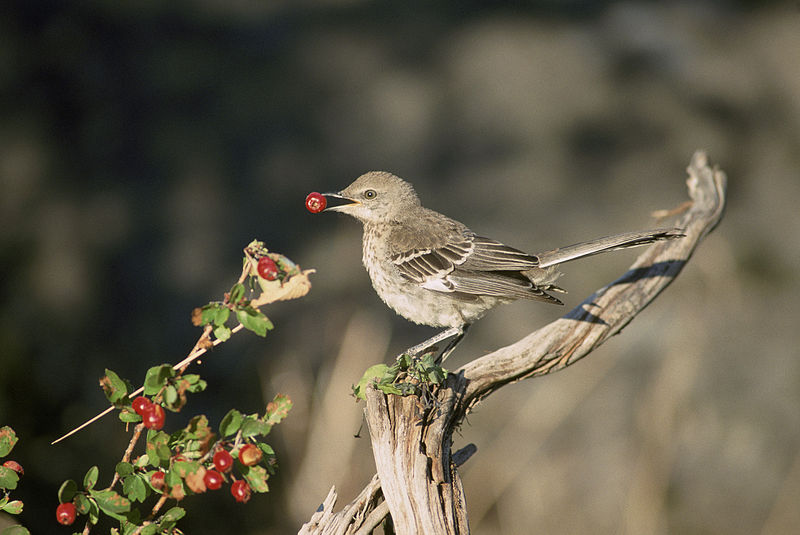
323 171 420 224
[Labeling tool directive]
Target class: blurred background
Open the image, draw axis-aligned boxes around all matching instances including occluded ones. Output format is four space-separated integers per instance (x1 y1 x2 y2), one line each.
1 1 798 533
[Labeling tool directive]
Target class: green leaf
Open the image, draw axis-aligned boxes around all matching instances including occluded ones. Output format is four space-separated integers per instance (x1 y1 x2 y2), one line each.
0 427 19 457
146 431 171 467
164 470 184 500
229 282 246 304
264 394 293 425
101 369 128 404
353 364 391 401
240 416 271 438
419 352 436 369
164 385 178 407
162 506 185 523
175 416 215 455
119 408 141 423
0 500 23 514
87 496 100 524
219 409 243 437
183 415 213 440
213 306 230 327
180 374 207 393
0 525 30 535
158 506 186 531
213 324 231 341
199 303 221 326
115 462 134 477
241 464 270 493
0 466 18 490
122 475 147 503
83 465 99 490
236 307 271 337
375 383 404 396
74 492 92 514
143 365 175 396
171 459 201 479
90 489 131 516
126 510 143 528
138 524 159 535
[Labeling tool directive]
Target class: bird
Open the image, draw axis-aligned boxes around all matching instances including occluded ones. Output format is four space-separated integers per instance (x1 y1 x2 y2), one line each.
320 171 683 360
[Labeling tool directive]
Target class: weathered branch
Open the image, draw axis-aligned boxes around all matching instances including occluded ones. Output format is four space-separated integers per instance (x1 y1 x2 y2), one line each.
298 474 384 535
459 150 726 409
300 151 727 534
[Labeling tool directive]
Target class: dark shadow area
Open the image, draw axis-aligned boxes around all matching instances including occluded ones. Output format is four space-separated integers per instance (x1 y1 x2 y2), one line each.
563 259 687 324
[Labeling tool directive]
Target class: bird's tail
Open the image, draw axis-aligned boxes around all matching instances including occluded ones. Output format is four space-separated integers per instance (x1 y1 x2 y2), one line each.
535 228 684 268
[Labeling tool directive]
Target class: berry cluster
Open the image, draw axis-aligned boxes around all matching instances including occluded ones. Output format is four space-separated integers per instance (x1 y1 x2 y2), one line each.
145 445 253 503
52 242 299 532
55 368 290 531
132 395 166 430
55 445 257 526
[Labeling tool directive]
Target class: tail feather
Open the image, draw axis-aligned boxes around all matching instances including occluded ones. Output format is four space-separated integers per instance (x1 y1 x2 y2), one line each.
535 228 684 268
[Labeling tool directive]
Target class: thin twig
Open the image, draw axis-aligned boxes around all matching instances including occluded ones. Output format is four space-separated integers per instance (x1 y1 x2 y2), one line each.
108 423 145 489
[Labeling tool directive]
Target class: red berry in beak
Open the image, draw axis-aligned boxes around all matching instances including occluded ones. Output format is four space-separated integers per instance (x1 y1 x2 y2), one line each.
305 192 327 213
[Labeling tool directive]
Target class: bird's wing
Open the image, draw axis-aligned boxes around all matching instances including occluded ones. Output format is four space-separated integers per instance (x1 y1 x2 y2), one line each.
389 232 560 303
444 271 563 303
459 236 539 271
390 238 472 284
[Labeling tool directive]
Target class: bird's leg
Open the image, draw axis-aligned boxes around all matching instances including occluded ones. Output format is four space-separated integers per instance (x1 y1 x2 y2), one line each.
399 325 468 362
437 324 470 363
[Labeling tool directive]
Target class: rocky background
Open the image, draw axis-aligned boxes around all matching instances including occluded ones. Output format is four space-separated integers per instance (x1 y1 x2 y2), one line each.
1 1 798 533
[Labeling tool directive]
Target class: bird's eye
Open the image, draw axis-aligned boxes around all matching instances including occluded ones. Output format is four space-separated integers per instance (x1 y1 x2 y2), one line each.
363 189 377 199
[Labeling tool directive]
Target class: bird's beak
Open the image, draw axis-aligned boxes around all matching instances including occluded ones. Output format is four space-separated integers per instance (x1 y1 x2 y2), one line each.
322 192 360 212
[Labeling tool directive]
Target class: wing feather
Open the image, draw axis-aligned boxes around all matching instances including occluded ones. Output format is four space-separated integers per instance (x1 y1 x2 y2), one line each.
389 229 558 303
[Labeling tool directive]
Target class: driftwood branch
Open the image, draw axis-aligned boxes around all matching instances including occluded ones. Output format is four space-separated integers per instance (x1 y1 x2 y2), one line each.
299 151 727 534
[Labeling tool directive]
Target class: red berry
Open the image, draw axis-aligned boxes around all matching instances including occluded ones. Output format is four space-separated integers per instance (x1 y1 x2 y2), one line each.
132 396 151 416
3 460 24 476
150 471 165 490
56 502 77 525
204 469 223 490
231 480 251 503
143 404 166 430
213 449 234 473
305 192 327 214
238 444 262 467
257 256 279 281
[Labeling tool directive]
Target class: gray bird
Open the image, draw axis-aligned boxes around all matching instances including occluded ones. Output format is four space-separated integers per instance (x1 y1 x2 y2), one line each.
322 171 682 360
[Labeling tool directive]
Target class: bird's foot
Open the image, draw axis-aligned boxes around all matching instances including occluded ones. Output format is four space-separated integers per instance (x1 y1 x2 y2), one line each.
398 325 469 364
